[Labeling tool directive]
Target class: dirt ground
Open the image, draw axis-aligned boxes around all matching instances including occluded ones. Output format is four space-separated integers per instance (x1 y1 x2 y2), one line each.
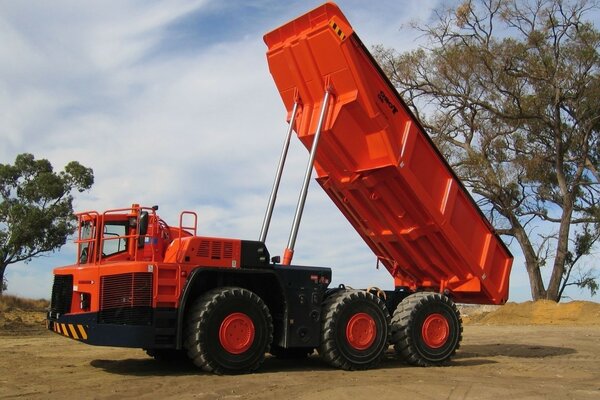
2 302 600 399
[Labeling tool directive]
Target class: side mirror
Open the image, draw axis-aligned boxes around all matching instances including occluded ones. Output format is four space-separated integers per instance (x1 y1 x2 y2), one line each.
138 211 149 248
139 211 149 235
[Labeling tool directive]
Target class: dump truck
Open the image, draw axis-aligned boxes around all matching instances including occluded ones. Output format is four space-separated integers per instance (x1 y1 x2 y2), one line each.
47 2 512 374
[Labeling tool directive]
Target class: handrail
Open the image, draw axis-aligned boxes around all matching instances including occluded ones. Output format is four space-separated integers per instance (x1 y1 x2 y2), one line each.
176 211 198 262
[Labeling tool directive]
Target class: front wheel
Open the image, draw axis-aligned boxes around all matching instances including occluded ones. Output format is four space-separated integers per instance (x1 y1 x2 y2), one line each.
391 292 462 366
318 290 390 370
184 287 273 374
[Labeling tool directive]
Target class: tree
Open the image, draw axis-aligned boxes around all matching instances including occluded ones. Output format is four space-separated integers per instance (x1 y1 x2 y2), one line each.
0 153 94 295
373 0 600 301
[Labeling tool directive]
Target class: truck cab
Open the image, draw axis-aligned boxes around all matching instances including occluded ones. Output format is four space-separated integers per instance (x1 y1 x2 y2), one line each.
47 204 332 373
47 205 186 341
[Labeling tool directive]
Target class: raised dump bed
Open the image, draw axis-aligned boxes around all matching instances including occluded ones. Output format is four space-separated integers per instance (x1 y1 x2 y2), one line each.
264 2 512 305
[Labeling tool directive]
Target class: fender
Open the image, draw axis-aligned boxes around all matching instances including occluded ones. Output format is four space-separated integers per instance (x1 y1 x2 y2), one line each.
175 264 331 349
175 266 284 349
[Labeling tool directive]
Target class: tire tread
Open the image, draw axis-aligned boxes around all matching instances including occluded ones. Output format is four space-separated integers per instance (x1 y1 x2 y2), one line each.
319 290 390 370
391 292 462 367
184 287 273 374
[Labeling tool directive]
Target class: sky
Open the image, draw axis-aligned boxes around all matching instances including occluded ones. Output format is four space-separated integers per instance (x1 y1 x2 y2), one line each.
0 0 597 303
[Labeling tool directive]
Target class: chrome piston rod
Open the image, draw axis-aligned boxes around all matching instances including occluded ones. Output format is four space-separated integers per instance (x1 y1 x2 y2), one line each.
259 100 300 243
283 89 332 265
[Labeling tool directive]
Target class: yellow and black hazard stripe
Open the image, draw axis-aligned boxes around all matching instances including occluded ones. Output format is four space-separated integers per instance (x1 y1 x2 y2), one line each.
51 322 88 341
329 20 346 41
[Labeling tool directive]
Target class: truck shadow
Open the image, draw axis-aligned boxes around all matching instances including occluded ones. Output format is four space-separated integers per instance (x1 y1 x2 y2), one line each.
90 354 334 376
90 343 575 376
458 343 576 359
90 358 199 376
90 352 448 376
381 352 498 367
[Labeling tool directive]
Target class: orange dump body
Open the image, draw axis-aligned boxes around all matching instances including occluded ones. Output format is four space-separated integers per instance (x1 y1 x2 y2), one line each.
264 2 512 305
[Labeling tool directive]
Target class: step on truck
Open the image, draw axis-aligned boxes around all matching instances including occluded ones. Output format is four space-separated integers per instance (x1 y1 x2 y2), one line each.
47 2 512 374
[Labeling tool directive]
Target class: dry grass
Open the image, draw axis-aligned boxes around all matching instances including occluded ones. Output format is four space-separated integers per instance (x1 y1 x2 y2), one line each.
0 295 49 335
0 294 49 313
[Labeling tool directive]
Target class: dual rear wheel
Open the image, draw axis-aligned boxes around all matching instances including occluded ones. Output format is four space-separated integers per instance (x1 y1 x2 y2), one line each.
318 290 462 370
319 290 390 370
391 292 463 366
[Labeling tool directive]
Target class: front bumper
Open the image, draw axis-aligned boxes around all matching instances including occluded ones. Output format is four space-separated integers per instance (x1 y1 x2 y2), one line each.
47 311 163 349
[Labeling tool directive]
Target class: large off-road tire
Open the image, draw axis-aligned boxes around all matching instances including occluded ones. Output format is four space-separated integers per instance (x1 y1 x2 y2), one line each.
391 292 462 366
184 287 273 374
318 290 390 370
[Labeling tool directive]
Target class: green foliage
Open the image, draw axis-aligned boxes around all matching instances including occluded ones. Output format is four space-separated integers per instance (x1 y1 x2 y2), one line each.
373 0 600 301
559 224 600 298
579 275 599 296
0 153 93 294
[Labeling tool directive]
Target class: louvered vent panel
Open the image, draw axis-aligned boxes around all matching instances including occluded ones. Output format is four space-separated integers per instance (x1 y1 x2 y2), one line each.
224 242 233 259
197 240 210 258
194 239 235 261
211 241 222 259
99 272 153 325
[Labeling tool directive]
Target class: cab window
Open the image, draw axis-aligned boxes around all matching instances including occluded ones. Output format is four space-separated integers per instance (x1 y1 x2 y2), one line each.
102 222 128 257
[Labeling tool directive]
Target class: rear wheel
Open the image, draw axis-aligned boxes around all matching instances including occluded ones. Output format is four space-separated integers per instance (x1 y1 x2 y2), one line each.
391 292 462 366
318 290 390 370
184 287 273 374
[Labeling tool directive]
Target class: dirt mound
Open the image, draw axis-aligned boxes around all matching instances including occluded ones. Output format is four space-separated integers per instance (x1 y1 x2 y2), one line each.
466 300 600 325
0 295 49 335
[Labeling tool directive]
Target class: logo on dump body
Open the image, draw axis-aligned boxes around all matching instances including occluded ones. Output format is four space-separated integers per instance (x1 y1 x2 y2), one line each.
377 90 399 114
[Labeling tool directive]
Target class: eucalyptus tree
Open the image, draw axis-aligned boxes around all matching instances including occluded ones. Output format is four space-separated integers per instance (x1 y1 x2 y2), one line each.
374 0 600 300
0 153 93 294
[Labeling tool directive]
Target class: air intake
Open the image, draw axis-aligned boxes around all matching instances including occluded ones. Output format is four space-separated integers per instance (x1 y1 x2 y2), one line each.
50 274 73 315
99 272 153 325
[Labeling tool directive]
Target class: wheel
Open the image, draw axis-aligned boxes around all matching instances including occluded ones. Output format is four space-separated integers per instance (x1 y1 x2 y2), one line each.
269 345 314 359
184 287 273 374
391 292 462 366
318 290 390 370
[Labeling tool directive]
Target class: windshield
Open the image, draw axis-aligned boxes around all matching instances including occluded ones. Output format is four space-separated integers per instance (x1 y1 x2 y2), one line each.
78 219 130 263
102 221 128 257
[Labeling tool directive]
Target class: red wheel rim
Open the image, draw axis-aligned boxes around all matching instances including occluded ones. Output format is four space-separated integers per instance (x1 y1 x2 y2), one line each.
346 312 376 350
421 313 449 349
219 312 255 354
